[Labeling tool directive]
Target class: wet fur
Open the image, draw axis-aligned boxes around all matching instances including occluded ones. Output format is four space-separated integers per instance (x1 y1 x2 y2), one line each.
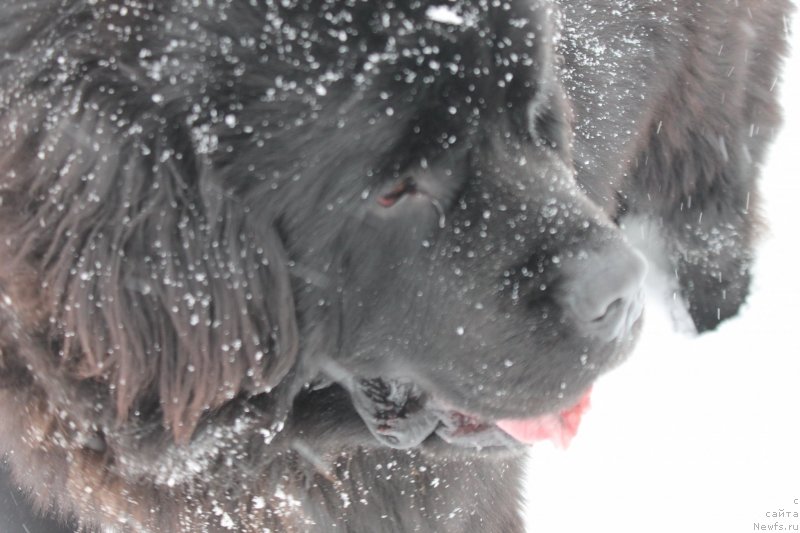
0 1 790 532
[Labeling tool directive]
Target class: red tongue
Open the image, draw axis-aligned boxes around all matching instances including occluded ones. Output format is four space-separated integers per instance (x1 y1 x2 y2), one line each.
496 391 592 449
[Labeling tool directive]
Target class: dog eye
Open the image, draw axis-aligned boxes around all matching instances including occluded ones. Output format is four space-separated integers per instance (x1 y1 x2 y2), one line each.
377 176 418 208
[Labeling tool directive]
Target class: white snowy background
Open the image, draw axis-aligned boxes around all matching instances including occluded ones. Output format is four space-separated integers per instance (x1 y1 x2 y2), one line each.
524 15 800 533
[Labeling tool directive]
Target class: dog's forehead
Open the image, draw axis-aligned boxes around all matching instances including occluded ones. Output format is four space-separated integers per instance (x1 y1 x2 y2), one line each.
211 1 554 172
254 0 548 70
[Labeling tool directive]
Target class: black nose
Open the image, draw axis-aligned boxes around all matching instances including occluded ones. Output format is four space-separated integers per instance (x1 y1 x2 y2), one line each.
560 245 647 341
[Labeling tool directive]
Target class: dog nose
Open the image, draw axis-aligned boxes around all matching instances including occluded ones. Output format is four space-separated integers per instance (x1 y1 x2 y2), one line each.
560 245 647 341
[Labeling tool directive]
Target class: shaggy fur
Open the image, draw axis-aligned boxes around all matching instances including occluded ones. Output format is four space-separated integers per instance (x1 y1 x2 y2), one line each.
0 1 790 532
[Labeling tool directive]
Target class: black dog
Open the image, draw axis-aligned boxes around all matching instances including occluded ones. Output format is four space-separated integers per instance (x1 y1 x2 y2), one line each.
0 1 790 532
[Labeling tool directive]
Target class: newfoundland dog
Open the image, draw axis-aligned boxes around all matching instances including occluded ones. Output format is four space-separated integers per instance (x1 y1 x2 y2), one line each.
0 1 790 532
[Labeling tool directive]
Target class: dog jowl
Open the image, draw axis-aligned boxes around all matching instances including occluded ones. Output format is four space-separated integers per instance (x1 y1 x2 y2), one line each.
0 1 789 532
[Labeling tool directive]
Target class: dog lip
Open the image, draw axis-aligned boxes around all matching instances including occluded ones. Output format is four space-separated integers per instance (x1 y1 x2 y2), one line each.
345 374 593 450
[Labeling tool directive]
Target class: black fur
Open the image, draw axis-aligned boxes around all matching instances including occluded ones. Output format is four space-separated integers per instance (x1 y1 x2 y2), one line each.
0 1 789 532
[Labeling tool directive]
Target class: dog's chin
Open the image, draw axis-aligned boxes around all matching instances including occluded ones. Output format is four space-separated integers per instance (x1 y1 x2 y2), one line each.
346 376 593 454
340 318 646 454
306 314 643 456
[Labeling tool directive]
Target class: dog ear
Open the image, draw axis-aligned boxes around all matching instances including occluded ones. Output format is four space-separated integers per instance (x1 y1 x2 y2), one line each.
484 1 572 154
0 79 298 442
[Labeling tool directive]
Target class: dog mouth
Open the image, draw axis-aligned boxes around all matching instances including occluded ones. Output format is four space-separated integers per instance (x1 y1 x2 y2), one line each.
349 377 592 450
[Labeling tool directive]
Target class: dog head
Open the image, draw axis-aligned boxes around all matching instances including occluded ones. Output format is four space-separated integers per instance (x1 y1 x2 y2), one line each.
0 1 645 461
250 1 647 451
